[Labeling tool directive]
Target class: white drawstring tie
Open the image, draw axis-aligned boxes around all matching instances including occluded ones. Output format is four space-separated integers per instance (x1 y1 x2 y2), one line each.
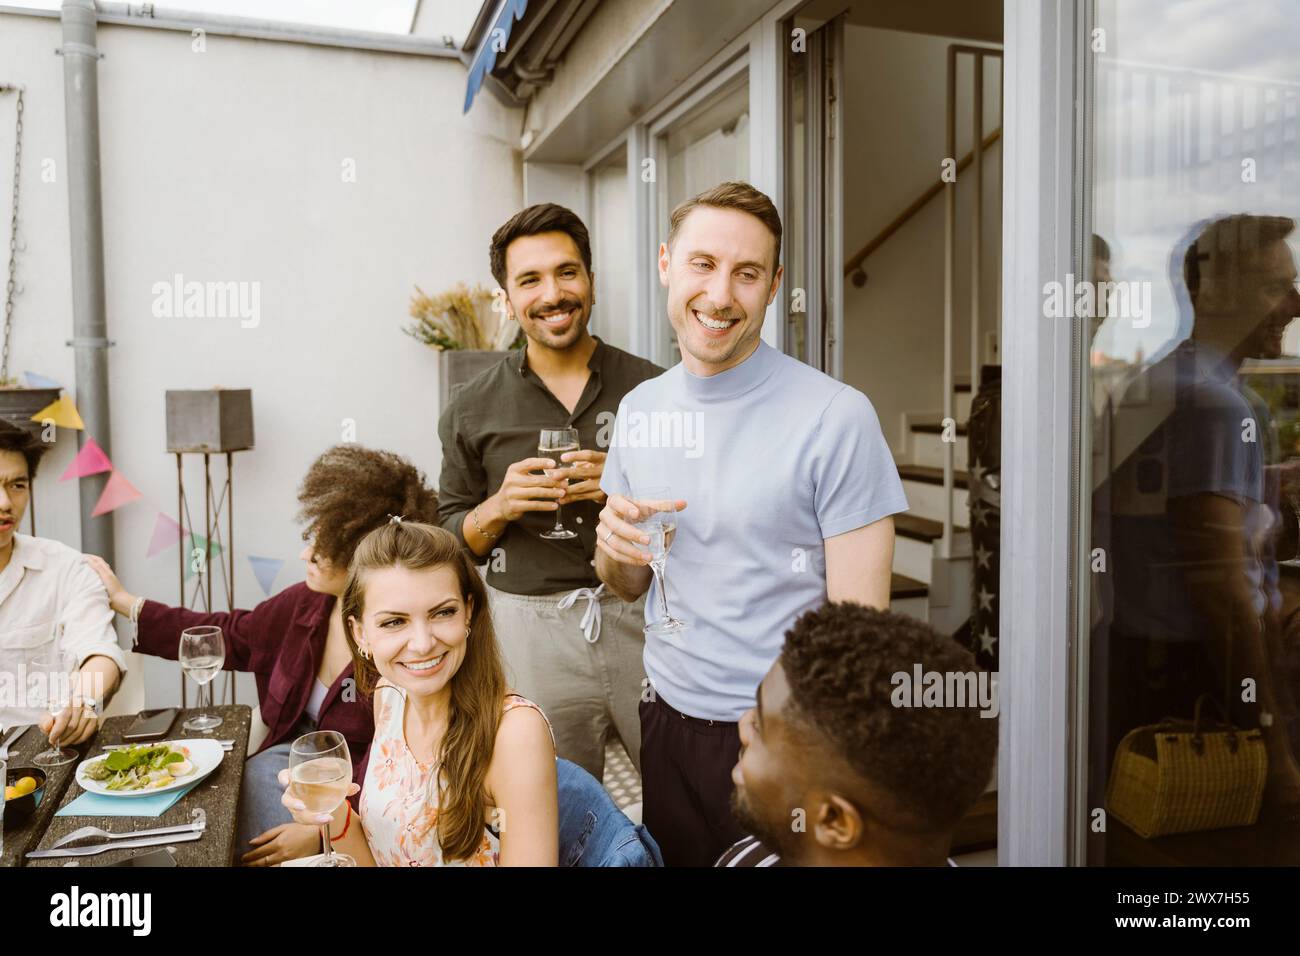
557 583 605 644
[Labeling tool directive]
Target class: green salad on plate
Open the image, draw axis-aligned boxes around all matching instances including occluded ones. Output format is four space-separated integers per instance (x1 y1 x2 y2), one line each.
82 743 197 791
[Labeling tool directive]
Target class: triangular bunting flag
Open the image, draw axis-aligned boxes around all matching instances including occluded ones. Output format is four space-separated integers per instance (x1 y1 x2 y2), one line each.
91 469 142 516
247 555 285 596
31 394 84 430
184 533 224 580
146 513 186 558
60 438 113 481
23 371 63 390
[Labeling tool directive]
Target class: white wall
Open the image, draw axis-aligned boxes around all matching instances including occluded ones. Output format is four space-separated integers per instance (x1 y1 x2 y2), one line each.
0 11 522 713
410 0 483 44
840 25 1002 453
588 152 636 355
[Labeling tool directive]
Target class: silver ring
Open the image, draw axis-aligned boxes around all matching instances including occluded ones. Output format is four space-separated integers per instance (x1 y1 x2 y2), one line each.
603 529 614 543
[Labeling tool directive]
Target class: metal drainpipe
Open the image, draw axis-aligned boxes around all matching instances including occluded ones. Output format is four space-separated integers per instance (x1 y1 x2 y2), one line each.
60 0 114 561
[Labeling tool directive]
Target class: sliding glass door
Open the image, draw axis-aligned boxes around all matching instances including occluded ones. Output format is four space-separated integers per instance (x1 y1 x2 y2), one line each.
1078 0 1300 866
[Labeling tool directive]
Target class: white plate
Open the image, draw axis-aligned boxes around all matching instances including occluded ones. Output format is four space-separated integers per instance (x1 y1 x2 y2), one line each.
76 739 225 798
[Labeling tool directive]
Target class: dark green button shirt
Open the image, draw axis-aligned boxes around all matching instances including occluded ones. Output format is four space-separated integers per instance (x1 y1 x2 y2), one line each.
436 337 663 596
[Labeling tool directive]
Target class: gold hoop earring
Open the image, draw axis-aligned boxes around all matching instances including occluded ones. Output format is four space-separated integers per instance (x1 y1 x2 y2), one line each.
464 624 471 640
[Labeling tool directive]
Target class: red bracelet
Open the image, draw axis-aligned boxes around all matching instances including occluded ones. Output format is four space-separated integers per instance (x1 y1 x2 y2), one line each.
331 801 353 842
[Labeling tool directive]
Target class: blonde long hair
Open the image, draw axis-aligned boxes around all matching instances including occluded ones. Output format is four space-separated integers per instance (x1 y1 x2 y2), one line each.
341 521 507 861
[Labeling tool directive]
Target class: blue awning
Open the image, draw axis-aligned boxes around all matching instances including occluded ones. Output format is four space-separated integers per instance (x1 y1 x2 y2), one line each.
463 0 530 114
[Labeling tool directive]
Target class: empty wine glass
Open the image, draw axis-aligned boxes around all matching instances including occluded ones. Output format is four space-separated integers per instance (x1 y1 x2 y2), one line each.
289 730 355 867
29 636 78 768
633 486 688 635
539 426 580 540
180 626 225 732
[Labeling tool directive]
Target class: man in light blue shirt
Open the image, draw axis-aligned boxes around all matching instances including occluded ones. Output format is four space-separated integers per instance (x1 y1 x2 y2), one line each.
597 181 907 866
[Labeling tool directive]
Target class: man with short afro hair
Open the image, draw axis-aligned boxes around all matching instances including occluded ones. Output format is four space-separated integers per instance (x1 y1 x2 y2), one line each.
720 602 996 866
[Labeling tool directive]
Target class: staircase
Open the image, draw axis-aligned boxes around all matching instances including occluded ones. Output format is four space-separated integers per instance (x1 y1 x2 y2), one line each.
889 380 974 627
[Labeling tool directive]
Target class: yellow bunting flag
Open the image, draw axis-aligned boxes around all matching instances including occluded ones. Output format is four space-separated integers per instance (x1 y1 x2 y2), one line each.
31 394 85 430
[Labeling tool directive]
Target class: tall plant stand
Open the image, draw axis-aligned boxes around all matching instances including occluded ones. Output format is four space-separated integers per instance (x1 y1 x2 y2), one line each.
174 451 239 707
165 388 254 708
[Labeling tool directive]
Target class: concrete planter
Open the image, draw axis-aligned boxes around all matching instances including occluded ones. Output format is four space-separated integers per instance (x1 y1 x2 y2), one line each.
438 349 512 410
0 387 63 437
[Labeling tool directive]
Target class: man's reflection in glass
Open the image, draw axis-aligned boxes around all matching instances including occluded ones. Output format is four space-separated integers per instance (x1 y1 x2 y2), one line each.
1104 214 1300 828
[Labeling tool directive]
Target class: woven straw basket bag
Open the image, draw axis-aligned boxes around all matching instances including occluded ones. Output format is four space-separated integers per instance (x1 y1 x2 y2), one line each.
1106 695 1267 838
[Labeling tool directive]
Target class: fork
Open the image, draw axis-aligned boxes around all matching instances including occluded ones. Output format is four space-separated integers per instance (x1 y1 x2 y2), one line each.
51 808 207 850
29 829 203 859
0 724 29 761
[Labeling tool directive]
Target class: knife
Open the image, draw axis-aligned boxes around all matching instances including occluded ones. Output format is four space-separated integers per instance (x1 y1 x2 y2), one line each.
102 739 234 750
27 829 204 859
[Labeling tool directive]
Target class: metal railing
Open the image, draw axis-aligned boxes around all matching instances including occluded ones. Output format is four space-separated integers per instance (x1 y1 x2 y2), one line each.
941 44 1002 558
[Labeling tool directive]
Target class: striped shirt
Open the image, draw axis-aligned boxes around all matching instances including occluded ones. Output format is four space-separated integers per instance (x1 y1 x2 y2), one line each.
715 835 962 867
715 836 781 867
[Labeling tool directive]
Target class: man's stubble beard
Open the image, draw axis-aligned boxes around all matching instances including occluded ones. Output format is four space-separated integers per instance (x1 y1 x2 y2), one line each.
729 786 803 864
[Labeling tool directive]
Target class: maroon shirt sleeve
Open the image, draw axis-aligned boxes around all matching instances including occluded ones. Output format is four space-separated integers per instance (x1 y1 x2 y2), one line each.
135 586 304 674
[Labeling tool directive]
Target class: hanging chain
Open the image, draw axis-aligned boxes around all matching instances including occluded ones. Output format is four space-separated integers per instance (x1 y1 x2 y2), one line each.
2 85 22 384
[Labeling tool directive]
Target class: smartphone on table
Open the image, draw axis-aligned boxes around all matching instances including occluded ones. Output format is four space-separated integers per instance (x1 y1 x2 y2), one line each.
122 708 178 742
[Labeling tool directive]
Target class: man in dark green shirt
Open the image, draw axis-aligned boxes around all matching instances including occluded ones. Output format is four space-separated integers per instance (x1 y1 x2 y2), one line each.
437 203 662 780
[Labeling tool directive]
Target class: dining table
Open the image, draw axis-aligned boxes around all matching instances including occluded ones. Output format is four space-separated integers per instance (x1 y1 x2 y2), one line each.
4 704 250 867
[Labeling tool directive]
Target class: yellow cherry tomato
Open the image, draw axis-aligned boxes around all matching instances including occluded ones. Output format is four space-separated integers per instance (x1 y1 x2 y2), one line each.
14 776 37 796
3 785 16 801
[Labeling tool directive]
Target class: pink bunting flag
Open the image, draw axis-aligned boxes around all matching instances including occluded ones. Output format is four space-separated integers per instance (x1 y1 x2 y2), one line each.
60 438 113 481
91 469 143 517
146 513 186 557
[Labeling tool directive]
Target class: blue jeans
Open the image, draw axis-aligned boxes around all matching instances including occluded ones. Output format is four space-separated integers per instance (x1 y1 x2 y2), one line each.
237 742 295 855
556 758 662 867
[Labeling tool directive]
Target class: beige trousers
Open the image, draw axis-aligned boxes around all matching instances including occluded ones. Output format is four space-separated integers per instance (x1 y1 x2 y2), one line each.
486 582 646 780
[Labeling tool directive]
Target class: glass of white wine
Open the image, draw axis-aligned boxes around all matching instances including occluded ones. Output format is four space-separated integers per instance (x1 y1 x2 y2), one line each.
30 633 79 768
179 626 225 732
633 485 688 635
538 426 580 540
289 730 355 867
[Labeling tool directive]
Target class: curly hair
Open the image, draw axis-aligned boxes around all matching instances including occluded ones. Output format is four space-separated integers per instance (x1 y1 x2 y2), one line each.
296 445 438 568
781 602 996 832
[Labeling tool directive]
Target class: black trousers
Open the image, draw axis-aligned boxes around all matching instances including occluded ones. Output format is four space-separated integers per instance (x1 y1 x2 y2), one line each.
639 694 746 867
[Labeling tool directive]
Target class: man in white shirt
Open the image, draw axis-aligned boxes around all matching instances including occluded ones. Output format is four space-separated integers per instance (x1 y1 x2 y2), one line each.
0 423 125 744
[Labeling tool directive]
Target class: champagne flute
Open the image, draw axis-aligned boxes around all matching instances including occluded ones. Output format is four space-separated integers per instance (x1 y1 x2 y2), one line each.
180 626 225 732
539 426 580 540
30 635 78 768
289 730 355 868
633 485 688 634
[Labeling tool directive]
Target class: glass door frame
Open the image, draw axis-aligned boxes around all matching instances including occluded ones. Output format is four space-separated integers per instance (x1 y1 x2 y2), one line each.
999 0 1086 866
781 11 844 379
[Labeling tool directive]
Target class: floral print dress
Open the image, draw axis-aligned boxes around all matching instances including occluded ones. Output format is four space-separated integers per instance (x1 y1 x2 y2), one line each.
359 678 553 867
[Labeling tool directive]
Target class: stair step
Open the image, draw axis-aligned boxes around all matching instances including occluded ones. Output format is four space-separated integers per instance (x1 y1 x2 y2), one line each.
912 420 969 436
896 513 967 542
890 573 928 600
897 464 970 488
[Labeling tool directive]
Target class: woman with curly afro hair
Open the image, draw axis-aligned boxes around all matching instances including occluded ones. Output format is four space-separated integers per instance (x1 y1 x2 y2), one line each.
84 444 438 866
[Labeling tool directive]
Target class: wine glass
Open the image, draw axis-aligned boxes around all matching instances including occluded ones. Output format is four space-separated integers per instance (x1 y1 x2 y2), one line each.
538 427 580 540
29 637 78 768
289 730 355 867
633 486 688 635
180 626 225 732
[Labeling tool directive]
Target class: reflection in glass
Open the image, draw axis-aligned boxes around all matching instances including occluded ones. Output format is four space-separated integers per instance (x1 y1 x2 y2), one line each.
1085 0 1300 865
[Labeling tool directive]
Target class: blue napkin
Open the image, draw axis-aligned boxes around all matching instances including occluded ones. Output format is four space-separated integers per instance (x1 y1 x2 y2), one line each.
57 781 201 818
